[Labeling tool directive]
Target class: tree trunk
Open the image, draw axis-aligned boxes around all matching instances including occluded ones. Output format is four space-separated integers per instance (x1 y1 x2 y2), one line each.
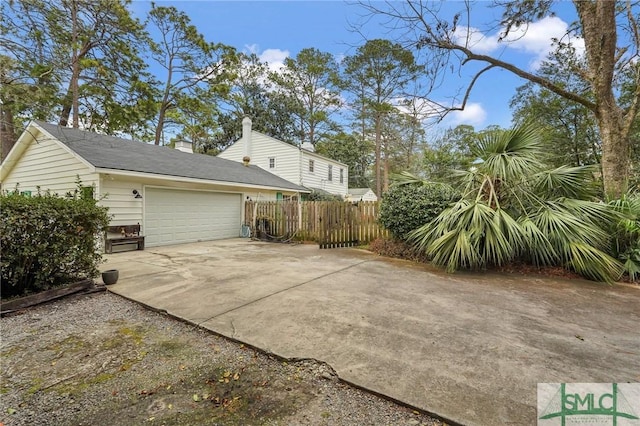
155 60 174 145
575 0 630 198
59 80 73 127
154 104 168 145
597 109 629 199
1 106 16 161
374 113 382 196
70 0 79 128
383 141 390 193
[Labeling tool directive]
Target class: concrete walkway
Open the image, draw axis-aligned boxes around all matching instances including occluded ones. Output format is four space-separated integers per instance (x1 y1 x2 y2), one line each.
102 239 640 426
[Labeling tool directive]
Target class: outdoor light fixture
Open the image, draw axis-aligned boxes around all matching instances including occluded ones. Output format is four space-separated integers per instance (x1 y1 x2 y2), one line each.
132 189 142 199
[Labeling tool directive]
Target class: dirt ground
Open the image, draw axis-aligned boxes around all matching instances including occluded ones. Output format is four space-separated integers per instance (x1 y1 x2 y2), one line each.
0 292 442 426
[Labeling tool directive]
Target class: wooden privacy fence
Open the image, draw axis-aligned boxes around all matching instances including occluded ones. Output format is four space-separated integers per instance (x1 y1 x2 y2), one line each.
244 201 389 248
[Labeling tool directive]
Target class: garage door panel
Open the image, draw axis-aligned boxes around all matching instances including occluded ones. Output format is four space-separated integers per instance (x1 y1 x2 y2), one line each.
145 188 242 247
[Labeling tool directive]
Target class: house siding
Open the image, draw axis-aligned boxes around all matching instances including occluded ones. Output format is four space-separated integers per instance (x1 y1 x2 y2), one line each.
1 133 98 195
300 151 348 196
99 174 288 229
99 178 144 227
218 131 348 197
360 191 377 202
250 133 301 184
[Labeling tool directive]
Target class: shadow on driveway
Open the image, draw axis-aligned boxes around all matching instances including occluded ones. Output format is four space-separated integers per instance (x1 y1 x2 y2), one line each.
103 239 640 426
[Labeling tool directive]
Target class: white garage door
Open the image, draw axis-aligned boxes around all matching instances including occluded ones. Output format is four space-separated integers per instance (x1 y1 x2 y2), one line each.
145 188 242 247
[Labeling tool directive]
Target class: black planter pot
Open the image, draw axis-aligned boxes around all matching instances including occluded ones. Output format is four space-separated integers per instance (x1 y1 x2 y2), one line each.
101 269 119 285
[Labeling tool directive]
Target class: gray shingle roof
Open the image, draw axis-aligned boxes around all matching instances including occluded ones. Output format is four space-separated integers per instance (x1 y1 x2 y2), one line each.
35 121 307 192
349 188 374 196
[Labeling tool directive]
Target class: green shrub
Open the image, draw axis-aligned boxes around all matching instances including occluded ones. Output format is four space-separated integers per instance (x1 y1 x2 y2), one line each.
608 193 640 282
379 182 458 240
305 190 343 202
1 188 110 298
407 123 624 283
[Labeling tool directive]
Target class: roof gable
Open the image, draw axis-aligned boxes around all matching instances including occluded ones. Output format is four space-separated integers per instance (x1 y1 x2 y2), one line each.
27 121 307 192
226 130 347 168
0 122 95 182
349 188 374 196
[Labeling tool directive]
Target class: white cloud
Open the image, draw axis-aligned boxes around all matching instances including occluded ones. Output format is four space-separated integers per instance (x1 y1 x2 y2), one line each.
445 102 487 127
452 26 501 54
452 16 585 70
243 44 289 72
392 97 486 128
502 16 585 68
259 48 289 72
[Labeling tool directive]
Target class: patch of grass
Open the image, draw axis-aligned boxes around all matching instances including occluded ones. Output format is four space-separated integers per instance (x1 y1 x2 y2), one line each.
1 345 22 358
157 340 185 355
26 378 44 395
45 335 86 353
118 326 145 345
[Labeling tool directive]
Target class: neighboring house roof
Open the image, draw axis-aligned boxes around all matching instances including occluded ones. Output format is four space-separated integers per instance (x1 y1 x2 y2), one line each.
305 186 335 195
3 121 307 192
348 188 375 196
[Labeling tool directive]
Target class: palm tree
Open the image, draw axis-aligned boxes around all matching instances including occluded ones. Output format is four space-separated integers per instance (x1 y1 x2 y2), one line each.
406 124 623 283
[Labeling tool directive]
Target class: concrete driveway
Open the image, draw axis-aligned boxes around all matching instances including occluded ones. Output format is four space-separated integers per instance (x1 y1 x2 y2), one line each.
102 239 640 426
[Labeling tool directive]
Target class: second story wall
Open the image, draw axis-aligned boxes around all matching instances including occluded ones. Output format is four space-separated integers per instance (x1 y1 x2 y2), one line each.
300 151 348 196
218 129 348 197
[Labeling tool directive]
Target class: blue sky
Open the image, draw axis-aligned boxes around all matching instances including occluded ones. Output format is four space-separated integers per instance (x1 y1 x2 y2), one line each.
131 1 582 132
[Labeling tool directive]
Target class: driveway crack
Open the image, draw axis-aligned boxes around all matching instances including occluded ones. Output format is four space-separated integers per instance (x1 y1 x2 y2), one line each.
230 320 237 338
198 259 373 326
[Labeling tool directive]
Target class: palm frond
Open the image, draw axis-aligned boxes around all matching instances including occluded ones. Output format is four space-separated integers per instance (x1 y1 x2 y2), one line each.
534 204 607 249
566 242 623 284
480 208 522 266
517 216 557 266
426 229 482 272
391 171 457 193
391 171 425 186
474 123 546 182
531 164 600 199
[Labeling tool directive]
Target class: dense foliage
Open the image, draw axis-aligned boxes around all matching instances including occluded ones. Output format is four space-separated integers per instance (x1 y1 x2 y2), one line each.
304 190 343 202
407 124 624 283
379 180 458 240
608 194 640 282
1 188 110 298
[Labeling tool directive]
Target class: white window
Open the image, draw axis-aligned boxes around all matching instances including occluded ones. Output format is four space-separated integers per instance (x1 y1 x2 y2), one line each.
340 168 344 184
309 159 314 173
328 165 333 181
269 157 276 169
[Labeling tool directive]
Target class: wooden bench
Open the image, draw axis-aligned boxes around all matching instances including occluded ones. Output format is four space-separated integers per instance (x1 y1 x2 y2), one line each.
104 223 145 254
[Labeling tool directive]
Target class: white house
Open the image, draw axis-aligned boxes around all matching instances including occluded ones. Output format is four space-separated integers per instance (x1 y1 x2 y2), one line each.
0 121 308 248
345 188 378 202
218 117 348 198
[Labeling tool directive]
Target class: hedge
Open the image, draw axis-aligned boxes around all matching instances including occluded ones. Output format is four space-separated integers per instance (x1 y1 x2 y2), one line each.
379 182 458 241
1 188 110 298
